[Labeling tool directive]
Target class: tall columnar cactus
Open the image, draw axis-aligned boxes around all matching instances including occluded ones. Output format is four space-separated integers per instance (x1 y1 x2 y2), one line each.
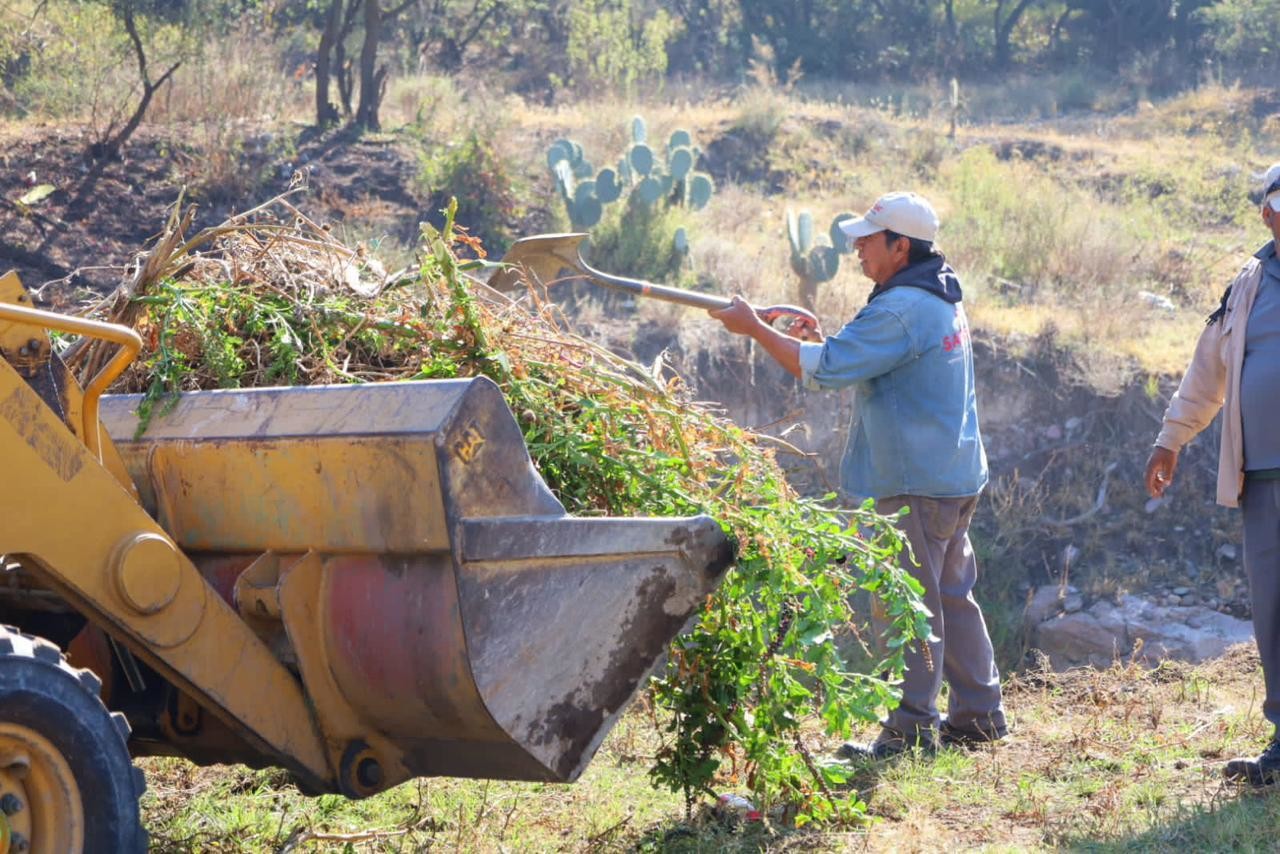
545 116 717 250
787 209 856 311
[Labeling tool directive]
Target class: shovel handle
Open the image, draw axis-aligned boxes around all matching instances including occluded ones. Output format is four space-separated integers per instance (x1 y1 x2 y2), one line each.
578 258 729 310
576 256 821 339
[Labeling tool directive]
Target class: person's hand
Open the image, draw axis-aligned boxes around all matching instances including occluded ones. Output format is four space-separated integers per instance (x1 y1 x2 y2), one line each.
1144 446 1179 498
785 314 823 341
709 296 762 336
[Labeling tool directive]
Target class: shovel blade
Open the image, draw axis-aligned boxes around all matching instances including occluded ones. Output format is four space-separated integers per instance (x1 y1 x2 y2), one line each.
488 233 589 292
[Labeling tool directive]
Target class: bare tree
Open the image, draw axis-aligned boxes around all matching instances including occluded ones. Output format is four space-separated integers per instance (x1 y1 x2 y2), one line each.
89 0 183 159
315 0 346 126
353 0 384 128
312 0 418 130
353 0 418 129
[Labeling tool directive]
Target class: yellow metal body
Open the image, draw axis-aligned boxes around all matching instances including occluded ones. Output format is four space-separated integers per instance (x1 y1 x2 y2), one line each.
0 271 138 500
0 278 331 789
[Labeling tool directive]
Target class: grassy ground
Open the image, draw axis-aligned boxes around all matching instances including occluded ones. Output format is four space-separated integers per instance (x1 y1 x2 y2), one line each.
139 645 1280 852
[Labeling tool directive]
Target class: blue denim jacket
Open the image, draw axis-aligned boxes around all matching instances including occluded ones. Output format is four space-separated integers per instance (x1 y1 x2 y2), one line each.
797 257 988 501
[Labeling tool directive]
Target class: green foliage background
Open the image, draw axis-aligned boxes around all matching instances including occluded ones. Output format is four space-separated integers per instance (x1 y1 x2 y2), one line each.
4 0 1279 122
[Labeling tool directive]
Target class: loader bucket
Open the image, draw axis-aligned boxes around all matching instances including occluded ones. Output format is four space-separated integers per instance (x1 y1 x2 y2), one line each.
99 378 733 784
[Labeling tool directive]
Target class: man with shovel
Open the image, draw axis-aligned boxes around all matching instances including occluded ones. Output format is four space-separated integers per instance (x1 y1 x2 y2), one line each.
1145 163 1280 787
709 191 1006 758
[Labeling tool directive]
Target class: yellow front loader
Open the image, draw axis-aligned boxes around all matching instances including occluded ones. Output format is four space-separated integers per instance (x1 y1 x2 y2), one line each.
0 271 733 852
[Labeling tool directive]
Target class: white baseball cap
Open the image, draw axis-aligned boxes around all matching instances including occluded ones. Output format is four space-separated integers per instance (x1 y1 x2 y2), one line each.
1263 163 1280 212
838 191 940 242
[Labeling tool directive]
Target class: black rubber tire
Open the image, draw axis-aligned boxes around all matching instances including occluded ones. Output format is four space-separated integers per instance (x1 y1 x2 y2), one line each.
0 624 148 853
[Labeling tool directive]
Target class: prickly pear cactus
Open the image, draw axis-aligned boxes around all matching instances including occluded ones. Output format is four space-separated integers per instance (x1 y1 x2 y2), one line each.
629 143 655 177
544 115 718 237
673 226 689 256
548 137 603 228
596 168 621 204
787 209 855 311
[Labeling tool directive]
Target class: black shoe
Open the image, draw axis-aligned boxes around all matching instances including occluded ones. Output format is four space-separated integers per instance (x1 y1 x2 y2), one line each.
837 727 938 761
940 719 1008 749
1224 739 1280 786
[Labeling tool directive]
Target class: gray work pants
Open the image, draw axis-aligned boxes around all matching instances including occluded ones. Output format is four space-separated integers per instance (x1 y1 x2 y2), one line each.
1242 478 1280 732
873 494 1006 739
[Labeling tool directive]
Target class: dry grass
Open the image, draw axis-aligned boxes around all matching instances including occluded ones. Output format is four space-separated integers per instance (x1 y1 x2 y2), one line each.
514 76 1272 384
148 28 306 125
138 644 1280 851
846 647 1267 850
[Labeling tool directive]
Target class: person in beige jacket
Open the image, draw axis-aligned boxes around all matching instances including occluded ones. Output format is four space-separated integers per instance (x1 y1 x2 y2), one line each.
1146 163 1280 786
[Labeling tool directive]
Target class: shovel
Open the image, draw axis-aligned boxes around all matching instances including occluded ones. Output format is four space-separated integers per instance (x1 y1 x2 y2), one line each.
488 233 820 340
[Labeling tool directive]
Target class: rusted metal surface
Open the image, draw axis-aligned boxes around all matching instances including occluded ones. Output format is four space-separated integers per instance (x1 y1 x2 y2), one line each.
319 531 730 783
100 380 564 553
278 552 410 797
457 517 733 781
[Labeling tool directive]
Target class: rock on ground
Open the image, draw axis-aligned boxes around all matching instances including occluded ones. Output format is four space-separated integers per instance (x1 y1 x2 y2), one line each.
1026 589 1254 670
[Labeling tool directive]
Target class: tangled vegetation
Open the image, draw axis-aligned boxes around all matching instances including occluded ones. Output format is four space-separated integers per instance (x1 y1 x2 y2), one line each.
73 194 930 825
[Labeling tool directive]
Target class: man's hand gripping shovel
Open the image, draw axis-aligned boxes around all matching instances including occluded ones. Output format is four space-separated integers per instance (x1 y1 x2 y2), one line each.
487 233 821 341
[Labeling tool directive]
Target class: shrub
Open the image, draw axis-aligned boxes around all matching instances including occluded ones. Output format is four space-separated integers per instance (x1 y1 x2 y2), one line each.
565 0 679 97
587 198 693 286
6 2 124 118
417 130 523 251
1197 0 1280 73
942 146 1067 290
149 25 299 125
545 116 716 287
729 36 799 144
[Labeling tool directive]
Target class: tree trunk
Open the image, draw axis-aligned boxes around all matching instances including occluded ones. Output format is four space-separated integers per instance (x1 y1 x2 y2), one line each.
994 0 1038 69
943 0 957 73
336 47 355 116
315 0 343 126
92 7 180 160
354 0 383 129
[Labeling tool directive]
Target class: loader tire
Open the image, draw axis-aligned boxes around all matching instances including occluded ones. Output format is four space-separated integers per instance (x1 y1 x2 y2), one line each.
0 624 147 853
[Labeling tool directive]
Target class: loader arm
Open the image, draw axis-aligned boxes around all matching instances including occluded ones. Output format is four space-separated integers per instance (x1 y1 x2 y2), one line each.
0 287 334 790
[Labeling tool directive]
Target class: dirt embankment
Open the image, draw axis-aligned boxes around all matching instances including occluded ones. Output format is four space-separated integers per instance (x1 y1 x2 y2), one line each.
0 125 439 303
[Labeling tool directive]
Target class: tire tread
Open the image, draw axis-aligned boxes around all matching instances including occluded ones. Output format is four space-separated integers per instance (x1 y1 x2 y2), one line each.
0 624 148 853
